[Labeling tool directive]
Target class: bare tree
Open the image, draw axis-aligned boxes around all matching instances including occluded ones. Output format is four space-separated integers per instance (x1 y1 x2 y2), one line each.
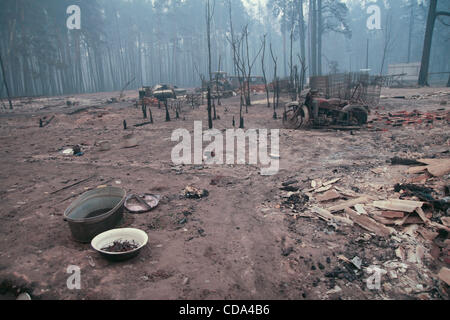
270 43 279 119
242 26 264 107
380 14 396 75
205 0 215 129
226 13 246 128
298 54 307 94
215 55 221 107
261 35 271 109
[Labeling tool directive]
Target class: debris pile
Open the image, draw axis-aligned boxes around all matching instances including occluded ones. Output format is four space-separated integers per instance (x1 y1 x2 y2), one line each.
184 186 209 199
280 157 450 297
369 109 449 129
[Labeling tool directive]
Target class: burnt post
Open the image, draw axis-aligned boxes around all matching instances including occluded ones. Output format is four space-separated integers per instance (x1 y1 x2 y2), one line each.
165 100 171 122
142 103 147 119
239 116 244 129
207 86 213 129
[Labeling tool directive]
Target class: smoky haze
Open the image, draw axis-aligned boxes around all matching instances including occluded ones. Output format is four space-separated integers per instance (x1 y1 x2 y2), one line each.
0 0 449 98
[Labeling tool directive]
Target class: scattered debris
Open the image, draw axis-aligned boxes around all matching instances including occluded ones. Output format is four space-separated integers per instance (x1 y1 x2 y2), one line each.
283 192 309 211
438 267 450 286
184 186 209 199
371 109 449 129
344 208 392 237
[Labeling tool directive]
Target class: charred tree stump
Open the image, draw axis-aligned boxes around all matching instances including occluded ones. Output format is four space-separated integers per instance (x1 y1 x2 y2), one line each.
165 100 171 122
142 104 147 119
239 116 244 129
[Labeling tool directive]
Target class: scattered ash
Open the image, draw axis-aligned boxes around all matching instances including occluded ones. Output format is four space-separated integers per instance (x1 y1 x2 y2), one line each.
283 192 310 211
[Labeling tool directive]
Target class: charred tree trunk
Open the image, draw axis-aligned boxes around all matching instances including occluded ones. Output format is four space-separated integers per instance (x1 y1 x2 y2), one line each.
206 0 214 128
165 100 171 122
418 0 446 86
0 50 13 109
261 35 270 108
317 0 323 76
270 43 278 119
207 86 213 129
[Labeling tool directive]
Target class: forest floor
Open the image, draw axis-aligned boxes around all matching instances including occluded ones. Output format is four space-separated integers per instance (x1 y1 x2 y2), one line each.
0 86 449 300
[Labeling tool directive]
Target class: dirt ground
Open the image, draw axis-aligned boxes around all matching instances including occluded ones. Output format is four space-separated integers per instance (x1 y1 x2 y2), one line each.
0 86 449 300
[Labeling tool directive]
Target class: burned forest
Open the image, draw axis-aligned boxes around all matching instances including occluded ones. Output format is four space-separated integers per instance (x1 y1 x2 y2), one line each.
0 0 450 306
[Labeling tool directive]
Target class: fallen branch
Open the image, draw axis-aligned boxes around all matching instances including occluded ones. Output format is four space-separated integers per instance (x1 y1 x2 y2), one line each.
134 121 153 127
60 178 114 203
50 176 95 195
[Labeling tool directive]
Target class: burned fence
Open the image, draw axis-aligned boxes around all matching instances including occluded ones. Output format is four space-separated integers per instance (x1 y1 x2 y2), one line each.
310 72 383 107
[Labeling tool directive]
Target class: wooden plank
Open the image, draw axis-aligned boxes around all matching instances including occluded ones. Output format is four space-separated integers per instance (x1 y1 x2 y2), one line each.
372 199 423 213
316 190 341 202
381 211 405 219
311 207 354 226
328 196 373 213
407 166 427 174
354 204 367 215
345 208 393 237
417 158 443 165
323 178 341 186
426 160 450 177
438 267 450 286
